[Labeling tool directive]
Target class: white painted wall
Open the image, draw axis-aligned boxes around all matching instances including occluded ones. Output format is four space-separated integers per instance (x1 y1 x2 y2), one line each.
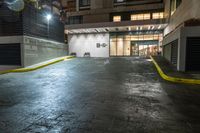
68 33 109 57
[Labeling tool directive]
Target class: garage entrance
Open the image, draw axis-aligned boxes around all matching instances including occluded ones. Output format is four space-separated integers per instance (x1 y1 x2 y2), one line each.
0 43 21 65
186 37 200 71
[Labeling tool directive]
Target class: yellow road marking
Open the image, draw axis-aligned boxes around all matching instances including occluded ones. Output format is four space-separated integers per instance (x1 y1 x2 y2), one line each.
0 56 75 75
150 56 200 85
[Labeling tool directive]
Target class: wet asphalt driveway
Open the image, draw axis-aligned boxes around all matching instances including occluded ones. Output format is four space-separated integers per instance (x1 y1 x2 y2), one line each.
0 57 200 133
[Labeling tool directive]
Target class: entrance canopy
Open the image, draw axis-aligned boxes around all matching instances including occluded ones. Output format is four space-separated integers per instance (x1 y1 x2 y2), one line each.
65 24 167 34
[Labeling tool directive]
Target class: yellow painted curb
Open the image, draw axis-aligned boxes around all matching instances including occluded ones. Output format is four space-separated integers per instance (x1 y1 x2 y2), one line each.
0 56 75 75
150 56 200 85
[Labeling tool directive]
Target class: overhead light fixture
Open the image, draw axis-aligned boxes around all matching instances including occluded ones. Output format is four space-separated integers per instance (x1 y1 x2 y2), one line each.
151 26 155 30
128 27 131 31
136 27 139 30
158 25 162 29
95 29 99 32
148 26 151 30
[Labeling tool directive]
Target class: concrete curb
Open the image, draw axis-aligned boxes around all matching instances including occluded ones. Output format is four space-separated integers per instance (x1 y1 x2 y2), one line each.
150 56 200 85
0 56 75 75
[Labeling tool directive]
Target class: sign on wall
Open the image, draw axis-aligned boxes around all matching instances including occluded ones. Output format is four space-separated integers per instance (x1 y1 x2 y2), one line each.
96 43 107 48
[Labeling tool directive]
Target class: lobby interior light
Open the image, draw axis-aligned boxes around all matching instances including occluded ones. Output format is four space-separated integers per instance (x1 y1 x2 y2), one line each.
158 25 162 29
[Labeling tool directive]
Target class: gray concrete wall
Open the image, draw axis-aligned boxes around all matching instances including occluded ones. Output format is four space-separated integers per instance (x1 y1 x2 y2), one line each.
163 26 182 70
22 36 68 67
164 0 200 35
163 0 200 71
163 26 200 71
163 44 171 62
0 36 23 44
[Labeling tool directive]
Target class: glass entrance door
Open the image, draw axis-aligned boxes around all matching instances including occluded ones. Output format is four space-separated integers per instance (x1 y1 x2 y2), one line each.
110 37 131 56
110 34 162 57
131 43 158 57
131 43 139 56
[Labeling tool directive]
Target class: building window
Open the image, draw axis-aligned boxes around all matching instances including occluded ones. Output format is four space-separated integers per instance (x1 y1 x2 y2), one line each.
171 0 182 15
79 0 90 7
131 13 151 21
68 16 83 24
113 16 121 22
152 12 164 19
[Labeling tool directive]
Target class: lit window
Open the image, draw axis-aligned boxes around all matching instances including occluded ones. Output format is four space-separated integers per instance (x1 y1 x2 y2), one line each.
131 15 137 21
152 12 164 19
143 14 151 20
113 16 121 22
131 13 150 21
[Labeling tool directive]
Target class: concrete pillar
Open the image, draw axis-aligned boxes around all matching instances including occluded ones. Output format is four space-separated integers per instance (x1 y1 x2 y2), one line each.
76 0 79 11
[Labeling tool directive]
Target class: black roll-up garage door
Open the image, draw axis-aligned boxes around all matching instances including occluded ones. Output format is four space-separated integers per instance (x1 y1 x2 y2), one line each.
0 43 21 65
186 37 200 71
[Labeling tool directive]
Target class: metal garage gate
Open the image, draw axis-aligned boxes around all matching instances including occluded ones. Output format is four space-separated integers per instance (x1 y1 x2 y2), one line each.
171 39 178 66
163 39 178 66
186 37 200 71
0 44 21 65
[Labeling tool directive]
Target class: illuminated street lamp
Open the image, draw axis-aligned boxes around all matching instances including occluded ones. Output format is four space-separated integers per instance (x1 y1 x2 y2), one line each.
46 14 52 38
46 14 52 21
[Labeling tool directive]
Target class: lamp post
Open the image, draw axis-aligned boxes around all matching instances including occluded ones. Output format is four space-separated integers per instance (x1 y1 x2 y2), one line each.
46 14 52 39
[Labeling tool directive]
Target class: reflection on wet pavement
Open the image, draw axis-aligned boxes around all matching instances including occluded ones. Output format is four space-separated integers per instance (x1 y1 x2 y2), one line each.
0 57 200 133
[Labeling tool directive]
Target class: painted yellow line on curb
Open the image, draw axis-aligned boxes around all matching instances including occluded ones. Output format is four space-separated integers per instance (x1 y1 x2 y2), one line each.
0 56 75 75
150 56 200 85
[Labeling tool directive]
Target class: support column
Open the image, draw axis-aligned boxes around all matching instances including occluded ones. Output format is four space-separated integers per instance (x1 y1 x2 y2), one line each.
76 0 79 11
